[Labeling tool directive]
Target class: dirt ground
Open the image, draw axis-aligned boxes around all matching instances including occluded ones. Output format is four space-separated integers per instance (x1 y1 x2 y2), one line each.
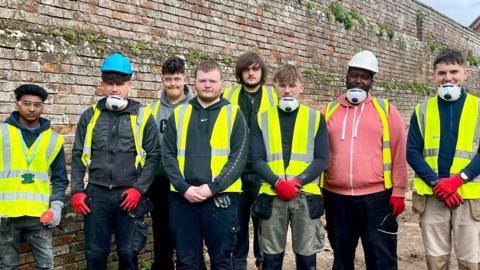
244 190 429 269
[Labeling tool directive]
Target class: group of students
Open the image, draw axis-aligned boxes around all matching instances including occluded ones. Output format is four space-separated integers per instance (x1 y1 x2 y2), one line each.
0 47 479 270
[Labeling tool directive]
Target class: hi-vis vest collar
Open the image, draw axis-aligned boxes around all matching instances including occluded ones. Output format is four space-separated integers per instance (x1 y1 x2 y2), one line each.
172 103 242 193
223 84 278 114
414 94 480 198
81 105 151 170
322 97 392 189
258 105 322 195
0 123 63 217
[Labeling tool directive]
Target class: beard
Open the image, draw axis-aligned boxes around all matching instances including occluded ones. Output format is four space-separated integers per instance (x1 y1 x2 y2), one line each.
243 80 261 89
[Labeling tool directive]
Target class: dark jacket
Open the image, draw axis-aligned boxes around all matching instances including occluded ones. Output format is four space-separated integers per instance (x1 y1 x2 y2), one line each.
250 107 329 186
162 97 248 195
5 112 69 203
407 90 480 186
71 98 161 194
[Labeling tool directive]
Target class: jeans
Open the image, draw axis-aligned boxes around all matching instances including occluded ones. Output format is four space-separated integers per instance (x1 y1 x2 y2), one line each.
169 192 239 270
324 189 397 270
233 173 262 269
84 184 151 270
0 216 53 270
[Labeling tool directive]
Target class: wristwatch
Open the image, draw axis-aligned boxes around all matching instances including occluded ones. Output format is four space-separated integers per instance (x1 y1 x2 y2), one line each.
460 172 469 181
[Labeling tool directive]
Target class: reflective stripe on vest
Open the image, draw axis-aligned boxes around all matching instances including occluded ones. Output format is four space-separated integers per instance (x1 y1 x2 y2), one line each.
223 84 278 114
258 105 321 195
150 100 162 129
321 98 392 189
81 105 151 169
0 123 63 217
413 94 480 198
171 103 242 192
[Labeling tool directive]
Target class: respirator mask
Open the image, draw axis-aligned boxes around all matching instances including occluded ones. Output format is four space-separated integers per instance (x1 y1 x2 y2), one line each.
106 95 128 111
437 83 461 102
278 97 300 112
346 88 367 105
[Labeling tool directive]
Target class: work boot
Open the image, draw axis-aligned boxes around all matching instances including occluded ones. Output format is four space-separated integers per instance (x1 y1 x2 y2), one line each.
426 255 449 270
262 252 284 270
295 253 316 270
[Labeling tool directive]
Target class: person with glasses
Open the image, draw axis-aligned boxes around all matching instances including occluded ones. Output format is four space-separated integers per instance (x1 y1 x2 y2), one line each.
70 52 161 270
322 51 408 269
0 84 68 269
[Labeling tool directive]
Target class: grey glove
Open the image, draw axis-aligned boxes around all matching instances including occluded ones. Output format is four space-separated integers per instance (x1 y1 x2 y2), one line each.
46 201 64 228
213 194 231 208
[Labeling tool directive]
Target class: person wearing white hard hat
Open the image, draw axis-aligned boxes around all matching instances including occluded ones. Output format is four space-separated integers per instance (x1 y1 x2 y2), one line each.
408 48 480 269
71 52 161 270
321 50 408 269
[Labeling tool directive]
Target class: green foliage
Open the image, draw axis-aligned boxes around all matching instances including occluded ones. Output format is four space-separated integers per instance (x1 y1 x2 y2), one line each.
185 49 213 65
428 41 445 53
377 23 395 41
466 52 479 67
305 1 314 12
328 2 353 30
62 29 77 41
129 41 148 55
164 47 177 57
221 55 236 65
349 10 365 26
378 80 434 95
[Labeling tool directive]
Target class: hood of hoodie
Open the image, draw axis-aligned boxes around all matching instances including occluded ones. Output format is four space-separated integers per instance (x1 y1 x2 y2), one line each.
5 111 51 134
160 85 194 108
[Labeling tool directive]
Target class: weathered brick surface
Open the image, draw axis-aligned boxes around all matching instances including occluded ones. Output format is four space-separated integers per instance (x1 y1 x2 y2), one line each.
0 0 479 268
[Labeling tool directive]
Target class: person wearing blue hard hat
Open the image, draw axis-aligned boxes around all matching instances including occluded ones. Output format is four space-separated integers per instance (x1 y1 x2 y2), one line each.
70 52 161 270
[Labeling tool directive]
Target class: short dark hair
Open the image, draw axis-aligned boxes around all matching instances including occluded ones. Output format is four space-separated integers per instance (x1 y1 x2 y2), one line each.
194 61 222 79
434 48 466 69
14 84 48 101
235 52 268 84
273 64 302 85
102 71 131 84
162 56 185 75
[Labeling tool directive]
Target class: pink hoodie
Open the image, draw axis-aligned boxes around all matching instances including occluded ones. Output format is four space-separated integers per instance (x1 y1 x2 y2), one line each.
321 95 407 197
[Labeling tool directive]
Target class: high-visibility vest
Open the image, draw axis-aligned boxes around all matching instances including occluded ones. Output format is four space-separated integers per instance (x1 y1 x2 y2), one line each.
413 94 480 198
322 98 393 189
171 103 242 192
81 105 151 170
0 124 63 217
258 105 322 195
223 84 278 114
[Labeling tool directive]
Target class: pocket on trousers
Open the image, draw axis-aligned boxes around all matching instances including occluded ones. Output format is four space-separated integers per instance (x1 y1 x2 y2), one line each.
312 223 325 252
306 194 324 219
469 199 480 221
251 194 274 219
131 220 149 252
412 191 426 215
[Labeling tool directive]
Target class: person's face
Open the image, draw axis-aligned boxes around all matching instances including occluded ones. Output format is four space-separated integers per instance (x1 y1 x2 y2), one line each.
242 63 262 87
432 62 469 86
195 69 223 103
274 79 304 99
16 95 44 124
162 72 187 100
101 80 131 98
346 67 373 91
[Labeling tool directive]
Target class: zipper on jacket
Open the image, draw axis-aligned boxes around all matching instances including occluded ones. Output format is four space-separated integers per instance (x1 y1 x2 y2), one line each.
349 106 358 195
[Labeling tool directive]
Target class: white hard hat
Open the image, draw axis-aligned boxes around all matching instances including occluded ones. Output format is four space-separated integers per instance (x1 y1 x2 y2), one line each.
348 50 379 74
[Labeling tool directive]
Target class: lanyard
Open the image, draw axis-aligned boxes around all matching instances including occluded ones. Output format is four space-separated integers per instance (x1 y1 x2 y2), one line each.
19 131 43 169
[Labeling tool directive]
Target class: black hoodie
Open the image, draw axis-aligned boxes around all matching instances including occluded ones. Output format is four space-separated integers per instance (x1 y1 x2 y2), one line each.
5 112 68 203
162 97 248 195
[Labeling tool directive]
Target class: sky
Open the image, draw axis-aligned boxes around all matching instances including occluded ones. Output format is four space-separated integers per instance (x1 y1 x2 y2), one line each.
419 0 480 27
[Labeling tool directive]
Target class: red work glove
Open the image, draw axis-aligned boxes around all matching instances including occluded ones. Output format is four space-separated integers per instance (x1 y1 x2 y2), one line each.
444 191 464 208
275 179 300 201
72 192 90 215
288 178 302 191
433 175 464 200
389 196 405 217
120 188 141 212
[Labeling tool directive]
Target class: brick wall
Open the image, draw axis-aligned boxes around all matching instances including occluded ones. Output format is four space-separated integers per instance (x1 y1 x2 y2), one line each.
0 0 479 268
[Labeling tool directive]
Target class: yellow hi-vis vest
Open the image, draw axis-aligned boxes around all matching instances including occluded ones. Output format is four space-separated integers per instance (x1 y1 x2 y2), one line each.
0 124 63 217
321 98 393 189
413 94 480 198
258 105 322 195
223 84 278 114
81 105 151 170
171 103 242 192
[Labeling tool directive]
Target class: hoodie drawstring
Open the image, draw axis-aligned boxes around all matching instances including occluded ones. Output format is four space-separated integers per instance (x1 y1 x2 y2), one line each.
353 102 366 138
341 106 349 141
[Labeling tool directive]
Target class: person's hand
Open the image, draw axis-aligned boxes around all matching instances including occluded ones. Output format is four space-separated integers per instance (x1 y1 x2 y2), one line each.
40 201 64 228
184 186 207 203
213 194 231 208
389 196 405 217
275 179 300 201
72 193 90 215
120 188 141 211
288 178 302 190
197 184 213 199
444 191 464 207
433 175 464 200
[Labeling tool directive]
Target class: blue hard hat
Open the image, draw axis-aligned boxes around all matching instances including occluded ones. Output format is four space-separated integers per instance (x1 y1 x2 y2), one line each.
100 52 133 76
